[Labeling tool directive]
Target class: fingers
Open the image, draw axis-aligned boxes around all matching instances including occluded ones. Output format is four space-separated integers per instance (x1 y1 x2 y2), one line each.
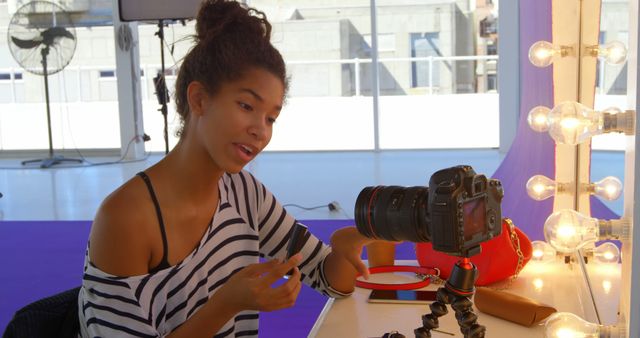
230 256 305 312
261 253 303 286
349 255 370 279
239 259 280 277
265 267 302 311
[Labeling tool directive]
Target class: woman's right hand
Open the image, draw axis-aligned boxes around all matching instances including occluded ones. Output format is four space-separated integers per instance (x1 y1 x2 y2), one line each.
219 253 303 313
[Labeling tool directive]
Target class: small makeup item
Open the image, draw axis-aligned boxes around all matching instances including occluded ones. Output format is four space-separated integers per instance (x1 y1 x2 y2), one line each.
285 223 308 275
286 223 308 259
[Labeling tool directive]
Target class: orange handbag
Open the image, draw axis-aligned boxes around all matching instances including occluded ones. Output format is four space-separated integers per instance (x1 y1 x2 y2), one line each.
415 218 533 286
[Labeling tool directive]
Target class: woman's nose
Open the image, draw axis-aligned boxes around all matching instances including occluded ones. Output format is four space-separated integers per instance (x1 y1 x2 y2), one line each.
248 121 268 141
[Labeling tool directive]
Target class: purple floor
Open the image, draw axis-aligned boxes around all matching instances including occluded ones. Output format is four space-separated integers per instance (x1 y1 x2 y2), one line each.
0 219 416 337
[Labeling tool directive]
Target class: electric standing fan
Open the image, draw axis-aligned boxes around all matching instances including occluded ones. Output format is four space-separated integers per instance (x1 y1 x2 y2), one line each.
8 1 83 168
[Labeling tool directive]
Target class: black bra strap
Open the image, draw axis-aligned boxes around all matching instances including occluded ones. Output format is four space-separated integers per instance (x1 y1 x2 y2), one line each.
137 172 170 272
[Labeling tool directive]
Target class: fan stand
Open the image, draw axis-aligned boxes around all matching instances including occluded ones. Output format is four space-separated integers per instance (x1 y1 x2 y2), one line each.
21 46 83 168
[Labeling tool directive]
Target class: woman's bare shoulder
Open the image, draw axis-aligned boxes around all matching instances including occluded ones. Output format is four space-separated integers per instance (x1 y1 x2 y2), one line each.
89 176 156 276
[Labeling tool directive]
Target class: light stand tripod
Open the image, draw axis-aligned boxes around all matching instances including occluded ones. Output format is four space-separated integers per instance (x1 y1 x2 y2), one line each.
155 20 170 155
414 256 485 338
22 46 82 168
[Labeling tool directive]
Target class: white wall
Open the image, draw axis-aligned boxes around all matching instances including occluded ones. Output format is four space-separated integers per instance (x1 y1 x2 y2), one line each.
2 93 629 153
0 94 500 152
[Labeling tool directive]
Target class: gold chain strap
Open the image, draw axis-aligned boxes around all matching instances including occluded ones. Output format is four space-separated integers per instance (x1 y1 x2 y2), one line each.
490 218 524 290
419 218 525 290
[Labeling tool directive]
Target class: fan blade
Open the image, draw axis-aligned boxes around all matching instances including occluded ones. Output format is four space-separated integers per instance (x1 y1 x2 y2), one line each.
42 27 75 46
10 36 42 49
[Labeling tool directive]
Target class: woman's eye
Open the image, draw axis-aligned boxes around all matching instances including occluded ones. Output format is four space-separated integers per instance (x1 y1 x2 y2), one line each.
238 102 253 111
267 117 277 124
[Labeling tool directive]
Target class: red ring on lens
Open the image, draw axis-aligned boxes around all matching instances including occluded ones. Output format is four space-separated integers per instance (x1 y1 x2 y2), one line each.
367 187 381 239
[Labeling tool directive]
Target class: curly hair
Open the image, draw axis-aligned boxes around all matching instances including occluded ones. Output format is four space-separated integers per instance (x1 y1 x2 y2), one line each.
174 0 288 137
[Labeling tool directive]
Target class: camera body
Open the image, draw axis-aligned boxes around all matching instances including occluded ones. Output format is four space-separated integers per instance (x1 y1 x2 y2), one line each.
354 165 503 257
428 165 503 256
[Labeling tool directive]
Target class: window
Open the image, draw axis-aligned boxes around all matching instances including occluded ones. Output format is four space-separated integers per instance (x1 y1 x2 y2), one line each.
480 16 498 37
99 70 115 78
0 73 22 80
487 74 498 91
486 42 497 55
410 32 440 88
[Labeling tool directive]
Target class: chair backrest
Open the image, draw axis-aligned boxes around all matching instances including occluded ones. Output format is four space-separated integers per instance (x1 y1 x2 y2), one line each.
2 287 80 338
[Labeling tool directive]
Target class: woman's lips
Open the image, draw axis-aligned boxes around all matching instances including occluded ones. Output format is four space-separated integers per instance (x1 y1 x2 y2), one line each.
233 143 256 162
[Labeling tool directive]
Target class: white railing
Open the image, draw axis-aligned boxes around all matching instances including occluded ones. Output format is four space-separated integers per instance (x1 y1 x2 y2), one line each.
286 55 499 96
0 55 501 103
1 54 622 102
0 55 626 152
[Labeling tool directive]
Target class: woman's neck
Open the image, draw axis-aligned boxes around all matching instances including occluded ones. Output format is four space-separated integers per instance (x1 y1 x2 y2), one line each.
151 136 223 203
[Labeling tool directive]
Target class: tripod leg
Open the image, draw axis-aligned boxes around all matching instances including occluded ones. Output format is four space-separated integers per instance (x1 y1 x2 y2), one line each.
41 158 56 168
22 158 46 165
451 295 485 338
414 287 450 338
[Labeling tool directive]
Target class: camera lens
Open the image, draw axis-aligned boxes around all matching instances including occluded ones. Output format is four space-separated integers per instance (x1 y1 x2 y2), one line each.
354 186 430 242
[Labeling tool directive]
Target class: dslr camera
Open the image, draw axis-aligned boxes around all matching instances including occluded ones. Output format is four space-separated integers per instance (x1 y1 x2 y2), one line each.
354 165 503 257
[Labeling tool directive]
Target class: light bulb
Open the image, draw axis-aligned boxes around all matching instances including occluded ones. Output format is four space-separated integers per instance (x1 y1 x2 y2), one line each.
528 106 551 132
544 312 623 338
589 176 623 201
594 242 620 264
529 41 571 67
531 240 557 262
588 41 628 65
526 175 568 201
546 102 635 145
544 210 599 253
544 209 598 253
544 209 629 253
533 278 544 291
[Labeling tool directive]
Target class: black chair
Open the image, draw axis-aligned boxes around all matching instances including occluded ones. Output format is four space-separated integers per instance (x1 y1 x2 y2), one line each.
2 287 80 338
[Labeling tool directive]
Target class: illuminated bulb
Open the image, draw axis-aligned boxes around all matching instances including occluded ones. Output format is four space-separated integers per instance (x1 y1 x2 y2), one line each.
531 240 557 262
543 209 628 253
544 312 624 338
589 176 623 201
526 175 555 201
528 41 571 67
528 106 551 132
526 175 568 201
533 278 544 291
594 242 620 264
546 102 635 145
588 41 628 65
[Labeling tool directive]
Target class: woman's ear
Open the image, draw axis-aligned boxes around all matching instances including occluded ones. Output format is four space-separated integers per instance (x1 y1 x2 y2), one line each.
186 81 208 117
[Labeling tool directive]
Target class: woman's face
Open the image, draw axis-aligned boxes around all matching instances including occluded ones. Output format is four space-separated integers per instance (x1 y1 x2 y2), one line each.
194 67 285 173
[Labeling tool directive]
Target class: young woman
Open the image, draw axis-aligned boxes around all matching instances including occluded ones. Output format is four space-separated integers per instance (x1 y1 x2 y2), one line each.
78 1 376 337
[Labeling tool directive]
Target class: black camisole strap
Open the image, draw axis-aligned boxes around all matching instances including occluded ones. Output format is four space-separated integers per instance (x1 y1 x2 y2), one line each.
136 171 171 273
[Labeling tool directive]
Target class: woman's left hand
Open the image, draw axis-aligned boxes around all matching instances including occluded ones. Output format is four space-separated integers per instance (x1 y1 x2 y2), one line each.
329 226 374 279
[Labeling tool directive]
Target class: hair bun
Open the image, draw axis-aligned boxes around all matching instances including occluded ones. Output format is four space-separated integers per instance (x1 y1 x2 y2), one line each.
195 0 269 42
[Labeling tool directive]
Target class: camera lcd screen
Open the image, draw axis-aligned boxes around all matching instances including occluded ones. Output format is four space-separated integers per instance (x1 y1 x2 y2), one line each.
463 198 486 240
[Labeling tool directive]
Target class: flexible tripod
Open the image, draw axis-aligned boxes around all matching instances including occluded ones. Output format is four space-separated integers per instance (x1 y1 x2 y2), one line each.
414 257 485 338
